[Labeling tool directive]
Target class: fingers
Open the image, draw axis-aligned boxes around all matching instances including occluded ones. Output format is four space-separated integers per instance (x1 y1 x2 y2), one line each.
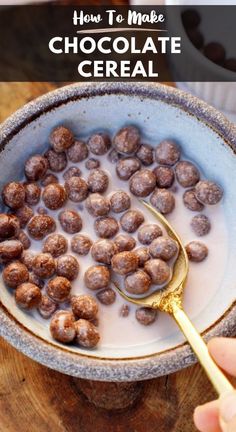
194 400 221 432
219 391 236 432
221 416 236 432
208 337 236 377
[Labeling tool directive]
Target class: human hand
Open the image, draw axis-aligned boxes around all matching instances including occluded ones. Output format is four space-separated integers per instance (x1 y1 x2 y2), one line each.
194 337 236 432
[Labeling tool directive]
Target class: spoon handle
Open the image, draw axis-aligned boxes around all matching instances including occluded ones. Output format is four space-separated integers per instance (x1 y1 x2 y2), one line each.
172 305 233 396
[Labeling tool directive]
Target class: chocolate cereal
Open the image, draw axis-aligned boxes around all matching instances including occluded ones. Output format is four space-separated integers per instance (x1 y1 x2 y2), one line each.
87 169 109 194
116 157 141 181
67 140 88 163
71 294 98 320
88 133 111 155
120 210 144 233
130 169 156 197
43 234 68 258
59 210 82 234
113 126 140 155
71 234 92 256
186 241 208 262
110 191 131 213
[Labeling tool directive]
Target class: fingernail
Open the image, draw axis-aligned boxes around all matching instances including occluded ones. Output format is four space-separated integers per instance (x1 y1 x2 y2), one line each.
220 392 236 423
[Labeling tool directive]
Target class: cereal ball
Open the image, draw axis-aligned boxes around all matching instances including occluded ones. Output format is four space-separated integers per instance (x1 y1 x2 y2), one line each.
27 215 56 240
86 193 110 217
38 295 57 319
67 140 88 162
50 311 75 343
96 288 116 305
113 126 140 155
21 250 34 270
183 189 204 212
136 144 154 166
63 166 82 181
149 237 179 261
71 295 98 320
129 169 156 197
144 259 170 285
24 182 41 206
45 149 67 172
32 253 55 279
42 184 67 210
116 157 141 181
0 240 23 263
28 272 44 289
107 149 121 164
24 155 48 181
111 251 138 275
191 214 211 236
133 247 150 267
195 180 223 205
91 239 117 265
186 241 208 262
186 28 204 50
15 283 42 309
0 214 20 239
110 191 131 213
16 205 34 228
41 173 59 187
18 230 31 250
75 319 100 348
88 133 111 155
58 210 82 234
120 210 144 233
87 169 109 194
47 276 71 303
37 207 48 215
43 234 68 257
155 140 180 166
125 270 151 294
120 304 130 317
71 234 92 256
138 224 162 245
94 216 119 239
85 158 100 170
84 265 110 290
225 58 236 72
50 126 74 153
135 307 157 326
175 161 200 188
114 233 136 252
56 255 79 281
65 177 88 202
2 182 25 210
3 261 29 288
182 8 201 29
204 42 226 65
150 189 175 214
153 166 175 188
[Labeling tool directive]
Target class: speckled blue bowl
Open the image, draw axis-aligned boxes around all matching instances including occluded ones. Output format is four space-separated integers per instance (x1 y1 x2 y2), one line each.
0 82 235 381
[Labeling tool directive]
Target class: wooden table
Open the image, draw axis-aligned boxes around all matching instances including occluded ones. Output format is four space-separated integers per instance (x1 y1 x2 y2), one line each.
0 81 224 432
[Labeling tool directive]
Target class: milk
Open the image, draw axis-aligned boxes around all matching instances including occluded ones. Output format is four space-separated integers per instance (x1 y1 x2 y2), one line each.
27 145 228 350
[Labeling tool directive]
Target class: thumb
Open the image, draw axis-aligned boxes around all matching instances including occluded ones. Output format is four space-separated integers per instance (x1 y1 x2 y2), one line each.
219 391 236 432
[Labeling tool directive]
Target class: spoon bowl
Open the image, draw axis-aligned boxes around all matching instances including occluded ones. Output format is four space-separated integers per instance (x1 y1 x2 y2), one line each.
112 200 233 395
114 199 189 313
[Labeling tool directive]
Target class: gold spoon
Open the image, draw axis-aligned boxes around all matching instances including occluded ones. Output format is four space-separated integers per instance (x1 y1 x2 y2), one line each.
113 199 233 396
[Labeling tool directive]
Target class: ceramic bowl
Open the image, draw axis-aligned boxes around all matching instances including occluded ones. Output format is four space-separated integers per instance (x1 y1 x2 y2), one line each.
165 0 236 120
0 82 236 382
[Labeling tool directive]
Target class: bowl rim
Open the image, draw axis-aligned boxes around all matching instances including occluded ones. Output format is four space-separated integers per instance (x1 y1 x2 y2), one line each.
0 81 236 382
